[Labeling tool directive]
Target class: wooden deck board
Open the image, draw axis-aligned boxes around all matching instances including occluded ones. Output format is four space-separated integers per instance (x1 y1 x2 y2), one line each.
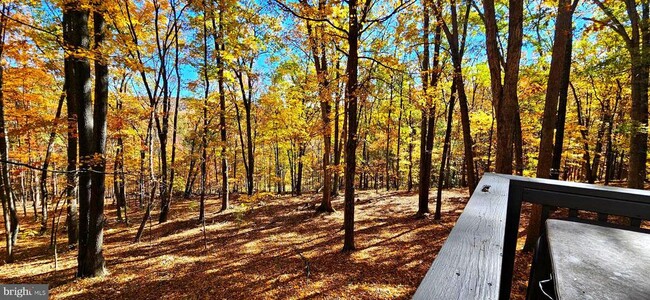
413 173 510 300
547 220 650 300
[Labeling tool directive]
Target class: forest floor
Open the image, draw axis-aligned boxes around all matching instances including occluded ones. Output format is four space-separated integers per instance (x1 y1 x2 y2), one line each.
0 188 537 299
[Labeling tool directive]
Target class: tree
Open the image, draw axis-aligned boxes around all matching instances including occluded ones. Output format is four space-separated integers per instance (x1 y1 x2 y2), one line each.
63 10 79 247
433 0 476 195
64 0 108 277
341 0 361 251
228 1 272 196
212 0 229 211
479 0 524 174
302 0 335 213
0 3 19 263
416 0 442 218
116 0 186 223
114 75 128 223
537 0 579 180
341 0 411 251
85 1 109 276
167 1 184 216
436 81 456 220
199 0 210 222
527 0 579 251
591 0 649 189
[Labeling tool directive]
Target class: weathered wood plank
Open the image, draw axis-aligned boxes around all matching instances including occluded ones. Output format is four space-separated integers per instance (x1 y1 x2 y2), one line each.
547 219 650 300
413 173 510 300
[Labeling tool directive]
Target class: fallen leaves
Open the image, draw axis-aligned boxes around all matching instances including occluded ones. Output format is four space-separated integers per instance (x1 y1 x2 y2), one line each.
0 188 537 299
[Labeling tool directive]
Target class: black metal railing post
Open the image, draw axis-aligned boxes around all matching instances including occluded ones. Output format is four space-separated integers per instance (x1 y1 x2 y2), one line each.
499 181 524 299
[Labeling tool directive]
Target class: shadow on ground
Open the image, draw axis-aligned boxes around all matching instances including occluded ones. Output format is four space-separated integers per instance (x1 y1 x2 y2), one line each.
1 189 472 299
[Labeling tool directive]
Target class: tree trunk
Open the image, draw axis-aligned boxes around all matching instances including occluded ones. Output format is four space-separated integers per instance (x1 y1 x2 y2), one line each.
550 36 574 181
114 89 127 223
316 90 333 210
210 2 229 210
199 8 209 222
0 4 19 262
39 91 65 233
385 82 394 191
183 138 197 198
304 12 334 212
64 9 79 246
135 183 157 243
67 5 93 278
486 106 495 173
513 109 524 176
83 7 109 277
156 3 172 223
439 0 476 195
482 0 524 174
235 68 256 196
526 0 576 251
114 142 126 222
407 110 414 192
454 66 476 194
536 0 574 179
395 76 404 189
627 55 648 188
167 3 182 212
343 0 360 252
435 82 457 220
416 0 441 217
333 83 342 195
592 0 649 188
296 143 305 195
604 80 622 185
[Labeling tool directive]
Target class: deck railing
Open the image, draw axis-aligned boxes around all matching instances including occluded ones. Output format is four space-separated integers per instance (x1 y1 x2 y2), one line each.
413 173 650 300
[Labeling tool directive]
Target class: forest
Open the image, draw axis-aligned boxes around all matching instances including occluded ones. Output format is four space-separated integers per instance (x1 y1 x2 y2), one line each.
0 0 648 298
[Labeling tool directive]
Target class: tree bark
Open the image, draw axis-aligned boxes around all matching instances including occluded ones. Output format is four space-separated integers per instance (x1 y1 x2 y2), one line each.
416 0 441 217
343 0 360 251
83 6 109 277
303 8 334 212
210 1 229 210
0 4 19 262
63 9 79 246
407 109 414 192
395 76 404 189
67 3 93 277
447 0 476 195
482 0 524 174
593 0 649 188
536 0 575 179
115 78 127 223
235 64 256 196
604 80 622 185
525 0 577 251
68 5 92 277
135 183 157 243
435 82 457 220
385 81 394 191
39 90 65 234
199 6 209 222
167 3 182 211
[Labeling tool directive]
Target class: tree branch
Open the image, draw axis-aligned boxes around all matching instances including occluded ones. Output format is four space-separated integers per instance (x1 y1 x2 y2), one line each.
591 0 632 46
273 0 349 35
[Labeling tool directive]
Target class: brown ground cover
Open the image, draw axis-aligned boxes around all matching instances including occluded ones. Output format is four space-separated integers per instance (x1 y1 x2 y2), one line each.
8 186 633 299
1 189 487 299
